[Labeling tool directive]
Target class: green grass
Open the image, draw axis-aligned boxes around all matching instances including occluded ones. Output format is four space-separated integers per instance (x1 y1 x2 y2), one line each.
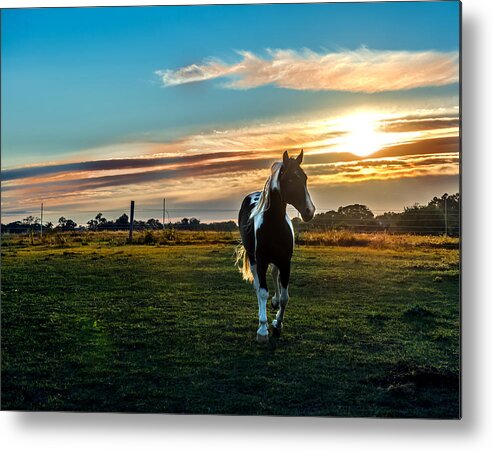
1 238 460 417
1 229 459 249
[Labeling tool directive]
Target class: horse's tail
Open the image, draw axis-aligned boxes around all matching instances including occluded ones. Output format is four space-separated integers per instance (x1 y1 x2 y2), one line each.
234 243 254 283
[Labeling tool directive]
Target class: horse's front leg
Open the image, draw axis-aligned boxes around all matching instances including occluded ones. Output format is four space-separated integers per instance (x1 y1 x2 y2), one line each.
271 265 281 309
255 260 269 343
272 262 290 337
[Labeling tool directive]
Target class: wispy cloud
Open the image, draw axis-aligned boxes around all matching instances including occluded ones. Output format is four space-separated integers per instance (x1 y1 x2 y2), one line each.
3 108 458 184
308 152 459 184
2 148 459 215
156 48 459 93
371 136 459 158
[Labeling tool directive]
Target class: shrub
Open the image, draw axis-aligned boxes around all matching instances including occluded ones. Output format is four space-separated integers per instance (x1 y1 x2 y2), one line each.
144 230 157 245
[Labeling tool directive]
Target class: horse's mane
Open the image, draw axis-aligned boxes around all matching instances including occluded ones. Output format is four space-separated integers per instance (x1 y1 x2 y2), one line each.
249 161 282 221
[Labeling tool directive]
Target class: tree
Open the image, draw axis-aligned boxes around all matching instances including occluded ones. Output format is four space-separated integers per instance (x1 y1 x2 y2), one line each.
87 219 98 231
375 212 399 231
291 217 302 228
21 216 40 233
146 218 162 230
22 215 40 226
4 221 30 233
427 193 460 236
87 213 107 231
337 204 374 220
58 217 77 231
115 213 129 227
376 193 460 235
336 204 377 232
309 210 340 230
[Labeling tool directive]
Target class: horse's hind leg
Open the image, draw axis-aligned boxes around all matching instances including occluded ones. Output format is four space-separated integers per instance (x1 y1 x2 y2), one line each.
255 259 269 343
271 265 281 309
272 263 290 337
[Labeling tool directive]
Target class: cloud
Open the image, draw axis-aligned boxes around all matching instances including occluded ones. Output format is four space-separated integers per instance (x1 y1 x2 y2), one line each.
371 136 459 158
1 107 459 219
308 152 459 184
1 150 258 182
381 118 459 133
9 156 273 196
156 48 459 93
4 148 459 211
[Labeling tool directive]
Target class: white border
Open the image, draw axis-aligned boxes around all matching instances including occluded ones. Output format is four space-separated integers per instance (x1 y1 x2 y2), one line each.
2 0 493 450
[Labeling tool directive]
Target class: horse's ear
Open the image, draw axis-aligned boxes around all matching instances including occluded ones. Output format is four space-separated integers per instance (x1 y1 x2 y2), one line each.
283 150 290 166
295 149 304 165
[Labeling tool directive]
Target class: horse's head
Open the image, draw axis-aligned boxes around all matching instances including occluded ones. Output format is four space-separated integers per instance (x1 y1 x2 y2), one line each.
279 150 316 222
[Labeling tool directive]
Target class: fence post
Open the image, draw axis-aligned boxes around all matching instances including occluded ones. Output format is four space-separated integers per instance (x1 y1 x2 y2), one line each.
444 197 448 236
162 198 166 230
129 200 135 243
40 202 43 238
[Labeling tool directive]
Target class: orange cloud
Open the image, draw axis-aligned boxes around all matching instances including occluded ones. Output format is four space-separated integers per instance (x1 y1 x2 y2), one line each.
308 152 459 185
156 48 459 93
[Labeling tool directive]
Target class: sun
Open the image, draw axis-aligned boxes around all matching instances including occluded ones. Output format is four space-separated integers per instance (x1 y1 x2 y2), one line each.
336 112 390 158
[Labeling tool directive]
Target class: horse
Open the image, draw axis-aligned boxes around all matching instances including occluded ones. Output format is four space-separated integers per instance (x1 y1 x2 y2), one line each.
235 150 315 343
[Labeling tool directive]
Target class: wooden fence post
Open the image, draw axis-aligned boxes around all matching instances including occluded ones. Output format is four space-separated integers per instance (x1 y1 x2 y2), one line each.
129 200 135 243
444 197 448 236
162 198 166 230
40 202 44 238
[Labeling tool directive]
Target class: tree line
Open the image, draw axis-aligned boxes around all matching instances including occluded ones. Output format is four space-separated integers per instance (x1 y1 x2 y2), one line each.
1 212 237 234
1 192 459 236
292 193 459 236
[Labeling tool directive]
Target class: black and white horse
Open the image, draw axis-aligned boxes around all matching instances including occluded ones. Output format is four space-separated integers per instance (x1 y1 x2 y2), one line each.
236 150 315 343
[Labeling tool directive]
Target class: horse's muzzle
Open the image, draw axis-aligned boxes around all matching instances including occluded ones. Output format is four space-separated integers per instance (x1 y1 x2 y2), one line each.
301 207 315 222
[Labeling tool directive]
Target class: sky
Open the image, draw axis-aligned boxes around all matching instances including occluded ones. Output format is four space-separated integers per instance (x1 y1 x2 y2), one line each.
1 1 460 224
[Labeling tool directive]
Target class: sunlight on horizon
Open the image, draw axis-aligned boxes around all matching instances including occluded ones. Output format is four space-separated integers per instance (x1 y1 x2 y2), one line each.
332 112 401 158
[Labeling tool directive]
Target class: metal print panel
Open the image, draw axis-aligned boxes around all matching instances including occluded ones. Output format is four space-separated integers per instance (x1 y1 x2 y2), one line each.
1 1 461 418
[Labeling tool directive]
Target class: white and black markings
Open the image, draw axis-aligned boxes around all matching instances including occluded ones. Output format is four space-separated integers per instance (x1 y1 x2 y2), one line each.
236 150 315 343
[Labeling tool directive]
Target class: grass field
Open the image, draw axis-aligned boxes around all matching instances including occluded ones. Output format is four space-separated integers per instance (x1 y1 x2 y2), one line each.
1 232 460 417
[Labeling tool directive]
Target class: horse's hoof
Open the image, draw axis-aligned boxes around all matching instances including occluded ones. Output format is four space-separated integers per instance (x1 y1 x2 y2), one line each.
272 326 281 337
256 333 269 344
272 319 283 337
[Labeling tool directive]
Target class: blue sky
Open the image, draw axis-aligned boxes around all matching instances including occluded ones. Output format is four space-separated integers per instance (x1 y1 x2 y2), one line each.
2 2 459 164
1 2 460 223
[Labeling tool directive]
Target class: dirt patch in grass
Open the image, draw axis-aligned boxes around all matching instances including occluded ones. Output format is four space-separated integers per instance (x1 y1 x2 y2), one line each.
403 304 436 319
373 361 459 391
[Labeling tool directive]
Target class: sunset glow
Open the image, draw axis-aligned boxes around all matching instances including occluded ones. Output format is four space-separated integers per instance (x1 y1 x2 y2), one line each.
331 113 394 157
1 106 460 222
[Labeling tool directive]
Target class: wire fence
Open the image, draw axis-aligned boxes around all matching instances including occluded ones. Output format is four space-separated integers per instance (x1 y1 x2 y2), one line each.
1 199 461 237
0 206 461 216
